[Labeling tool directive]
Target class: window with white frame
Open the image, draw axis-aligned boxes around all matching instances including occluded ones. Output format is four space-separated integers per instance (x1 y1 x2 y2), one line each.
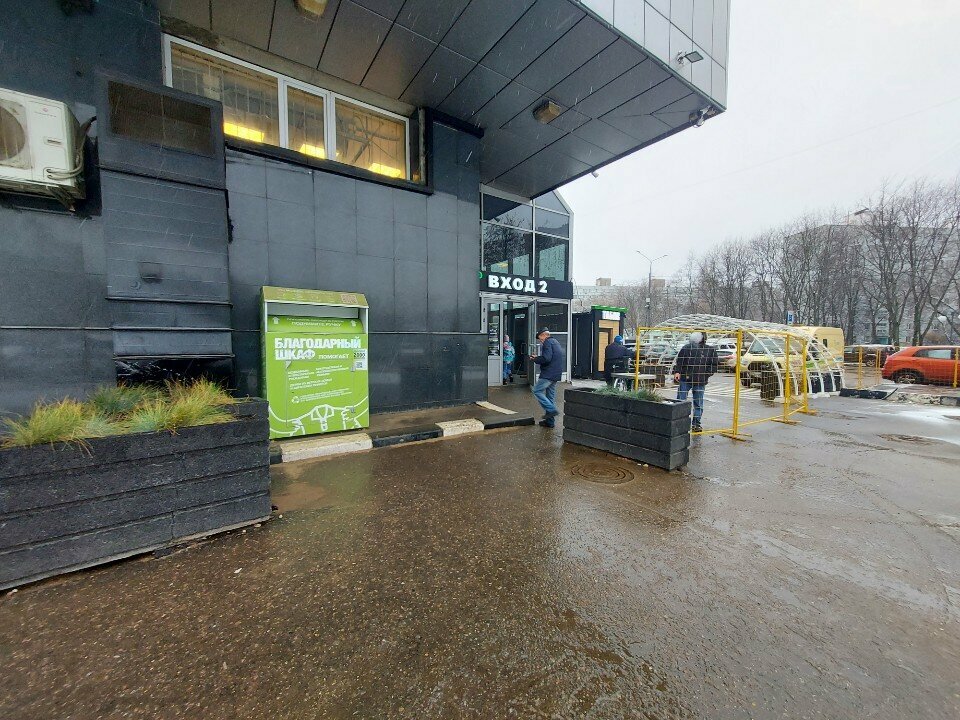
165 37 410 181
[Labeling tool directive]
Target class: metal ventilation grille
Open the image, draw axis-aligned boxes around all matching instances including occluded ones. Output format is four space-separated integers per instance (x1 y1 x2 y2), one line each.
0 100 30 168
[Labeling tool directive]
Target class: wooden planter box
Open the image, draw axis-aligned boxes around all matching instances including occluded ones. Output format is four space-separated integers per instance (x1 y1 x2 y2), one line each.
563 389 692 470
0 400 271 590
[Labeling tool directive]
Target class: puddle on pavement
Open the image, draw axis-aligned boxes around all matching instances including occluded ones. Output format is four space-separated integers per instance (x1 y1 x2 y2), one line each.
271 480 330 512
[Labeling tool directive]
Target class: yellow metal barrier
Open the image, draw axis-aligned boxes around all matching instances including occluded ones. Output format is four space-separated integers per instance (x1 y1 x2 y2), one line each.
858 346 864 390
631 325 823 442
846 346 887 391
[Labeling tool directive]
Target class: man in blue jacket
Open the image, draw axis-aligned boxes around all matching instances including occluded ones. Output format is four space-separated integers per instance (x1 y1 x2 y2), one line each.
530 328 565 428
603 335 633 385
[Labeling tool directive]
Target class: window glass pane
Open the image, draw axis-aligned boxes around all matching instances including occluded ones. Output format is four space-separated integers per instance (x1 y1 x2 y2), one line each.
533 191 567 213
170 45 279 146
482 223 532 276
482 194 533 229
335 99 406 179
535 235 568 280
535 208 570 238
537 303 569 333
927 349 953 359
287 87 326 159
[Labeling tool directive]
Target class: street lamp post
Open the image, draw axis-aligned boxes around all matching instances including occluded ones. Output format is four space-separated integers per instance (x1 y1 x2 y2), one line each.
636 251 668 329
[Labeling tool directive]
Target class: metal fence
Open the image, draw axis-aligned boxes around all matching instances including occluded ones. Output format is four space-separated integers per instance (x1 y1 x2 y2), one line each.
844 346 960 390
621 326 843 440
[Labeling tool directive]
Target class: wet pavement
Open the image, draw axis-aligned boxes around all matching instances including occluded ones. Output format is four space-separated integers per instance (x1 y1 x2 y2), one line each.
2 387 960 719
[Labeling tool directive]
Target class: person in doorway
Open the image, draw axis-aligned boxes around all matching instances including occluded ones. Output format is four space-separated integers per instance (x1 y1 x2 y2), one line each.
672 331 718 433
530 328 565 428
603 335 633 386
502 334 516 384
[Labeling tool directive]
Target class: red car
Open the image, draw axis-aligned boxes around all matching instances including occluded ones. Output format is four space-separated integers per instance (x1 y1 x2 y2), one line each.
882 346 960 385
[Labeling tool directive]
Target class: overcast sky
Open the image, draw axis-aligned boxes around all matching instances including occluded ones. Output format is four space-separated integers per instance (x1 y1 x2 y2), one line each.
559 0 960 286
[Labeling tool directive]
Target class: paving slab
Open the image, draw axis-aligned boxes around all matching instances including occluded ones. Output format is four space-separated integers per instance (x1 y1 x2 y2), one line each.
3 391 958 718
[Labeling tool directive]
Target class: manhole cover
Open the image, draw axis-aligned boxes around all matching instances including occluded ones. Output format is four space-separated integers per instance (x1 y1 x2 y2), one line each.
570 462 635 484
879 433 934 445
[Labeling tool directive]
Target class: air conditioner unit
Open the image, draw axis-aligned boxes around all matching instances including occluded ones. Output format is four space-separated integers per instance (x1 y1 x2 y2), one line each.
0 88 85 205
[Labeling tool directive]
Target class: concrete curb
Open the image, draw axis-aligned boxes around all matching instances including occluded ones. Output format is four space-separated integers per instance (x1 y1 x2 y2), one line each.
481 416 536 430
369 425 442 448
939 396 960 407
280 434 373 463
271 413 535 464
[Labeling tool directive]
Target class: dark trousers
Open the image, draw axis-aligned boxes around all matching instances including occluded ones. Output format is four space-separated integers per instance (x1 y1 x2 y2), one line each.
603 360 625 386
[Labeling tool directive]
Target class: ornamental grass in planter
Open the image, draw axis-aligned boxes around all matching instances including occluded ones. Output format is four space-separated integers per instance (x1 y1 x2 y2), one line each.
0 381 270 590
1 380 234 447
562 385 692 471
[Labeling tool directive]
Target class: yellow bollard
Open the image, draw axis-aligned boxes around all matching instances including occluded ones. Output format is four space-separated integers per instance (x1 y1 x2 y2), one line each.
954 347 959 389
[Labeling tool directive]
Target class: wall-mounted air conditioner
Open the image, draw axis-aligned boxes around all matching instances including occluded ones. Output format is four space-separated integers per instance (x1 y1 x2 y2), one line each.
0 88 85 205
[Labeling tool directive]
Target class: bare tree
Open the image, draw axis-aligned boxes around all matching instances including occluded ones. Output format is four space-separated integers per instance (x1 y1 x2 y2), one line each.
905 178 960 343
747 231 782 322
650 174 959 344
859 185 912 343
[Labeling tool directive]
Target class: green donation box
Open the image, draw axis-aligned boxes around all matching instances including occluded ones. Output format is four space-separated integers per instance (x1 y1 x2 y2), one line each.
261 286 369 439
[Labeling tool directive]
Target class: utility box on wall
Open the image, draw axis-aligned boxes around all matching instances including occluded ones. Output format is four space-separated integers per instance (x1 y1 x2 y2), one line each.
261 287 369 439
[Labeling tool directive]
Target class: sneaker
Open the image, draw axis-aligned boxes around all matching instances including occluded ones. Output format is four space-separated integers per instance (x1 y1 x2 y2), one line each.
691 423 702 432
545 409 559 418
539 419 555 428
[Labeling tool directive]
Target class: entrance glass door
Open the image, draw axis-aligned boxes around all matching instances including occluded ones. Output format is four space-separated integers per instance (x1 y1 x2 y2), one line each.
504 303 532 381
483 298 537 387
485 302 502 386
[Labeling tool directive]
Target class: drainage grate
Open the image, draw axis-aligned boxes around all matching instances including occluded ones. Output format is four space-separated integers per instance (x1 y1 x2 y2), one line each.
570 462 635 484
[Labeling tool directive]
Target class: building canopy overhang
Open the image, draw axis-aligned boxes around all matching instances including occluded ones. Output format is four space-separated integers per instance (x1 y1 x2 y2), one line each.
159 0 725 198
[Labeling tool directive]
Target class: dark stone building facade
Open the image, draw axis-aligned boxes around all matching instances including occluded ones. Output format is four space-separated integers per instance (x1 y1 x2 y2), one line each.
0 0 727 416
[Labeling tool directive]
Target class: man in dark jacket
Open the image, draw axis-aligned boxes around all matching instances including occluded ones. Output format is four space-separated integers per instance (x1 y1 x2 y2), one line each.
672 332 718 432
603 335 633 385
530 328 565 428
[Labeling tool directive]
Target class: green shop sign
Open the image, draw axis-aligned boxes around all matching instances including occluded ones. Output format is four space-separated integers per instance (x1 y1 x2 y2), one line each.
261 288 370 439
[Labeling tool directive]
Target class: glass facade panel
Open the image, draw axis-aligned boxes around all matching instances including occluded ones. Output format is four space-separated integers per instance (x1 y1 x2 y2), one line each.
287 86 326 160
535 208 570 238
170 45 279 146
535 235 569 280
533 192 567 213
537 302 569 333
481 191 572 282
482 223 532 276
335 99 407 179
482 195 533 229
